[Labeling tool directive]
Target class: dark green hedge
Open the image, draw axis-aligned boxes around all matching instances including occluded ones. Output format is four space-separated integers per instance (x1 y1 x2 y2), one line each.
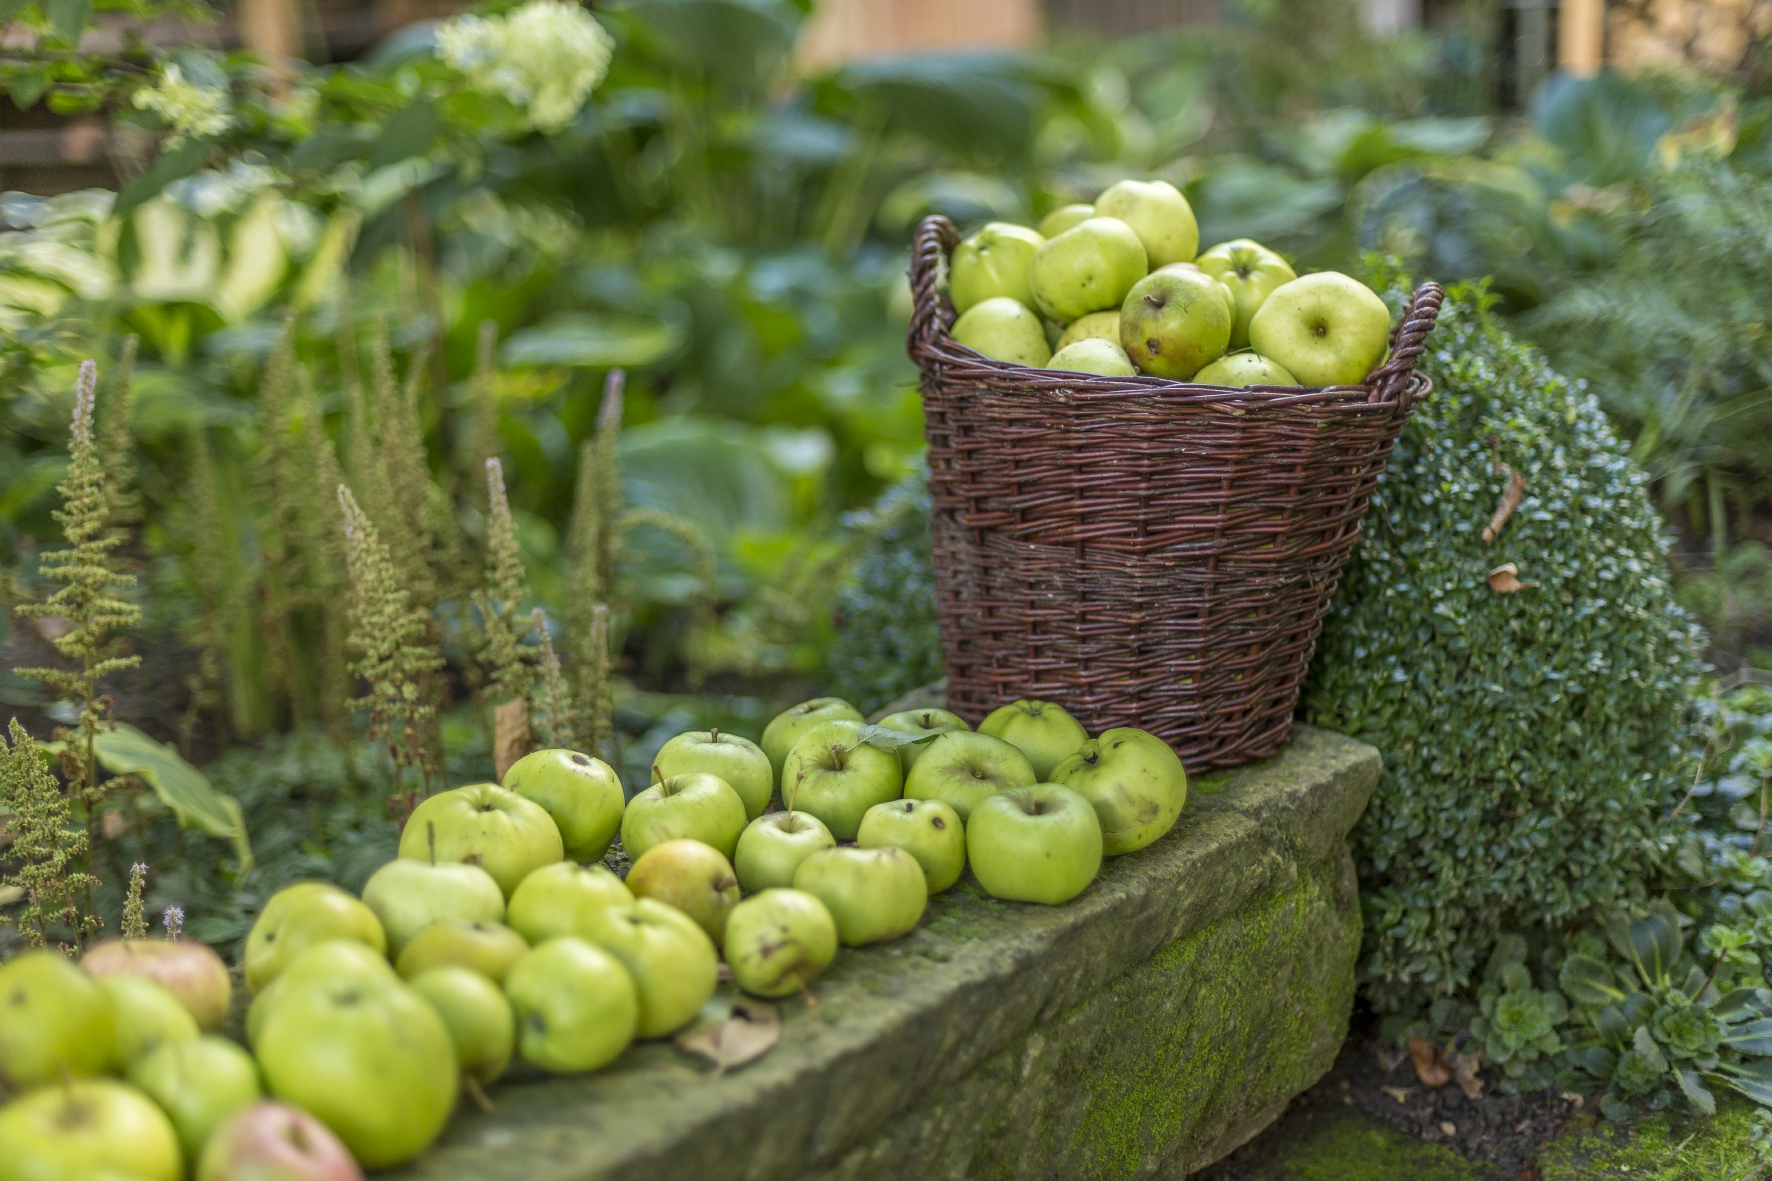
1302 276 1704 1012
826 471 942 715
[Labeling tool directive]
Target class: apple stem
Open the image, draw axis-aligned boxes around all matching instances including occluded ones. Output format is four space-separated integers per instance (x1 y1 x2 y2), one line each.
797 978 819 1008
427 821 437 867
464 1074 495 1114
710 727 719 743
652 764 667 793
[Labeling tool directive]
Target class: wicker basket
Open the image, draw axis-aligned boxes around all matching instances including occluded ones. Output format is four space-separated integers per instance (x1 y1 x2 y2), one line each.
907 214 1444 770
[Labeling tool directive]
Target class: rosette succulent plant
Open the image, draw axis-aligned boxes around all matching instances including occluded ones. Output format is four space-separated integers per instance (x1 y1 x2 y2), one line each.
1470 936 1567 1092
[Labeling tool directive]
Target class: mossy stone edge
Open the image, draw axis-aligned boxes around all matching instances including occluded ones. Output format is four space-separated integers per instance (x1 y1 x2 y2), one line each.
388 725 1379 1181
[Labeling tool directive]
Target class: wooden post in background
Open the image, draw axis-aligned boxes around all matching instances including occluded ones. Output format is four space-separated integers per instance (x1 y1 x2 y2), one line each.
1559 0 1605 77
238 0 303 87
799 0 1041 69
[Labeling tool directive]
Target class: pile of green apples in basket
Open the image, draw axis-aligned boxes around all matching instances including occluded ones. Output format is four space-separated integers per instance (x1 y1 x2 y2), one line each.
0 699 1186 1179
948 178 1393 387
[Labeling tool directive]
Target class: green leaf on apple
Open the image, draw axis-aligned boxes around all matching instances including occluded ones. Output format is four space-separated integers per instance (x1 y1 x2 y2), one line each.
847 725 941 754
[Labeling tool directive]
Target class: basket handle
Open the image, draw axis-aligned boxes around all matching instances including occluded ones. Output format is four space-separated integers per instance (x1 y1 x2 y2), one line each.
1365 281 1444 408
910 214 960 351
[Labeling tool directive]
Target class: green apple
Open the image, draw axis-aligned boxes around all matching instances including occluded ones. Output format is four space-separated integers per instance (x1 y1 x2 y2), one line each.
1155 261 1236 320
793 846 927 946
360 845 505 957
902 730 1035 821
1054 310 1120 351
501 748 625 862
1196 238 1297 349
82 938 232 1033
1037 204 1093 238
951 296 1051 367
504 860 633 944
733 809 836 892
580 898 718 1039
761 697 863 781
196 1101 363 1181
655 729 774 820
877 707 970 773
244 881 387 993
0 1078 182 1181
966 784 1103 905
1051 726 1188 855
857 798 966 894
949 222 1045 314
99 973 199 1068
0 950 114 1089
396 919 531 985
1095 178 1199 267
128 1035 262 1164
780 719 904 841
722 889 838 999
1028 217 1148 322
399 782 565 899
1248 271 1392 387
622 770 747 861
503 937 638 1073
409 966 515 1085
1119 267 1232 380
1049 338 1137 376
625 838 741 946
255 971 456 1168
1193 352 1298 387
246 940 396 1050
977 700 1089 781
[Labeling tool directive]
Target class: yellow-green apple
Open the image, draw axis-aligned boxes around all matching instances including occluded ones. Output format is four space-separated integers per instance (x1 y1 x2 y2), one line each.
360 840 505 957
247 941 396 1049
504 861 633 944
1095 178 1198 266
902 730 1035 821
196 1102 362 1181
858 798 966 894
1055 310 1120 351
966 784 1103 904
501 748 625 862
761 697 863 781
655 729 773 820
1029 217 1148 322
243 882 387 993
722 889 838 999
949 222 1045 313
0 950 114 1088
733 809 836 892
82 938 232 1033
780 720 904 841
503 937 638 1073
127 1035 262 1164
1155 261 1236 320
98 974 198 1068
625 839 740 946
399 783 565 899
1193 352 1298 387
1196 238 1297 349
1051 727 1188 855
951 296 1051 367
1120 267 1232 380
579 899 718 1038
622 770 747 861
409 966 515 1085
396 919 531 985
1049 338 1137 376
0 1078 181 1181
1038 203 1093 238
255 971 456 1168
877 707 970 773
1248 272 1392 386
977 700 1088 781
793 847 927 946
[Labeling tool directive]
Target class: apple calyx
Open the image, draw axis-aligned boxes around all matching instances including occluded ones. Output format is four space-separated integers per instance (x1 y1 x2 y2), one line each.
710 727 720 743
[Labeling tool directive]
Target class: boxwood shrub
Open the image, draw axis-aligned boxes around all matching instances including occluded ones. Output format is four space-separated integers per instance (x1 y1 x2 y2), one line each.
826 471 942 715
1302 275 1705 1013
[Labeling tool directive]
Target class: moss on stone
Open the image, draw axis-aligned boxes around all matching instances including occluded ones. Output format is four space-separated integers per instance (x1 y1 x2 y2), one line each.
1537 1098 1767 1181
1216 1106 1498 1180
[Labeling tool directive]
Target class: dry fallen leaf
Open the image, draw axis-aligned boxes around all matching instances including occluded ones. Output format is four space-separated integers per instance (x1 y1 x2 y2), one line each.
1376 1045 1407 1074
1380 1085 1413 1104
1487 563 1538 594
675 998 781 1076
1450 1051 1485 1101
1408 1037 1452 1087
1483 471 1528 544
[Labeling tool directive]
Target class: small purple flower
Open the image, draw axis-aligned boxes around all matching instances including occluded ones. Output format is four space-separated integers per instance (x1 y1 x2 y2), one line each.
162 906 185 940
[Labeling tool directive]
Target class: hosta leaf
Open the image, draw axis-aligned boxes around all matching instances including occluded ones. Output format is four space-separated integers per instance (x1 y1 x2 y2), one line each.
502 311 685 370
91 723 252 872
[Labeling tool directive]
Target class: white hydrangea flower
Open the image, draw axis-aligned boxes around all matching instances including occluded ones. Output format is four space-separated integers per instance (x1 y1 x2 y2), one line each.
437 0 613 134
131 64 233 145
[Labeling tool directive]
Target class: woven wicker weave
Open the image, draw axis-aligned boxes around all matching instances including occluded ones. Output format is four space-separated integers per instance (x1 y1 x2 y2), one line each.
907 214 1443 770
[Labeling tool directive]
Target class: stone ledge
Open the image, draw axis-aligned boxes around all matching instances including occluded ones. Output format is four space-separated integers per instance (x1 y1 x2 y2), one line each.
388 725 1381 1181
